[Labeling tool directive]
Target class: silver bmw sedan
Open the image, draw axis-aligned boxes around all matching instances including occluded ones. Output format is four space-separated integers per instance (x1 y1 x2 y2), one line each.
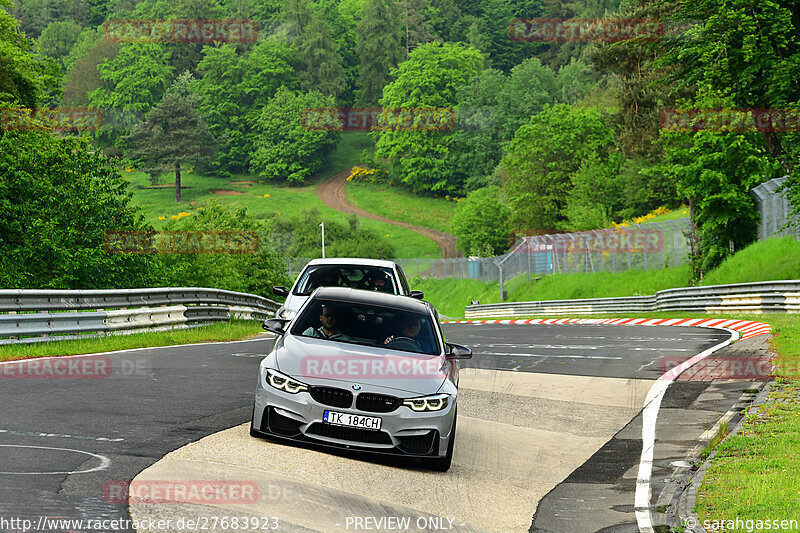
250 287 471 471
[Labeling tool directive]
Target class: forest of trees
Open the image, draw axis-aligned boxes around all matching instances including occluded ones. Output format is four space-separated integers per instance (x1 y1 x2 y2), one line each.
2 0 799 287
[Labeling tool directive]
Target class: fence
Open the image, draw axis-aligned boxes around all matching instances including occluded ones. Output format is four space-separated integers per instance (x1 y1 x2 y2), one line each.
0 287 280 345
751 176 800 241
463 280 800 318
396 218 691 298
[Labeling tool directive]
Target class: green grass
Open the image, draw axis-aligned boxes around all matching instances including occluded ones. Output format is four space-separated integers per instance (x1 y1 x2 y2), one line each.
697 377 800 530
124 133 439 258
0 320 265 361
125 169 439 259
701 236 800 286
410 277 502 318
414 267 691 318
504 266 692 300
345 180 458 234
700 419 730 461
416 237 800 318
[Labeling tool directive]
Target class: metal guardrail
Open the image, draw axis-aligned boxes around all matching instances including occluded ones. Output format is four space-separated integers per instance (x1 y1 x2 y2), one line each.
464 280 800 318
0 288 281 345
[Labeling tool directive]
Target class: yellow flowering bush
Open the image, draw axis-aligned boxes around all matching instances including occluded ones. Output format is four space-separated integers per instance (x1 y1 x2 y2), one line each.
346 166 377 182
611 206 680 227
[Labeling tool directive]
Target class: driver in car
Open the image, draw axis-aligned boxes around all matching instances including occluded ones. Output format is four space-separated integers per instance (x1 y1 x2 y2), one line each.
303 305 348 340
317 269 342 287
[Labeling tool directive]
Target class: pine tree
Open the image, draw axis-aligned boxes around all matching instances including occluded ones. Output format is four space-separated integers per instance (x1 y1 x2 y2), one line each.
125 73 217 203
356 0 402 105
297 16 346 97
401 0 435 60
280 0 312 36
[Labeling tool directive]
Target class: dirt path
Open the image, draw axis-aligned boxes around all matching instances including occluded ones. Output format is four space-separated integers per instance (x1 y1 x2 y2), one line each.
317 168 460 258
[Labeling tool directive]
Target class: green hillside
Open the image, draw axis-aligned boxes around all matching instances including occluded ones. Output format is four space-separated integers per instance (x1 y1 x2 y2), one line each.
415 237 800 317
125 167 440 259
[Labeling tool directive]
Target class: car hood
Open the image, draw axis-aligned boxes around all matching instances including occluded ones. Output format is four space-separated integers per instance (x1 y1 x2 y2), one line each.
274 335 448 396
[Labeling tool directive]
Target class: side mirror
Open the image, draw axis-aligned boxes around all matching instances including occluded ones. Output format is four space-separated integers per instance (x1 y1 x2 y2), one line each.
272 286 289 298
263 318 290 335
445 343 472 359
409 290 424 300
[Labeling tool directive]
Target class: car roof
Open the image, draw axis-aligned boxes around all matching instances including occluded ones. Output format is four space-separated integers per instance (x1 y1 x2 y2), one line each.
310 287 433 313
304 258 398 268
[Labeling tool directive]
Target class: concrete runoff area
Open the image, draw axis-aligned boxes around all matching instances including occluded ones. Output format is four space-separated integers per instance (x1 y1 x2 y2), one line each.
130 369 654 532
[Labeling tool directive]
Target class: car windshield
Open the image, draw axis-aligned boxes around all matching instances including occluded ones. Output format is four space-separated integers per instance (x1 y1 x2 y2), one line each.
291 299 439 355
292 265 397 296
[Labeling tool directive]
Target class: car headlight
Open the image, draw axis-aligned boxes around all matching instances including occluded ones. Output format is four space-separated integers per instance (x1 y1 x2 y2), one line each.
402 393 450 412
266 369 308 394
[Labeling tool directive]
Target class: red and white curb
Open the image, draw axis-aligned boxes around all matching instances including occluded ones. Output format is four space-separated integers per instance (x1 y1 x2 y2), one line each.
443 317 771 339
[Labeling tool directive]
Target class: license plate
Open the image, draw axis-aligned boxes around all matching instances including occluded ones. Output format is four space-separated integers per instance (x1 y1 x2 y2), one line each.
323 410 382 430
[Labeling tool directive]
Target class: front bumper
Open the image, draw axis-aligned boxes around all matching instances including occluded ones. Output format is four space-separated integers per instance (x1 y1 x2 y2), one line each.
251 375 456 458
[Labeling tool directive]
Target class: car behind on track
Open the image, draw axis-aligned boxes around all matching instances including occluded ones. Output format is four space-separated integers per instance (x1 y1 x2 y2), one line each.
271 258 423 321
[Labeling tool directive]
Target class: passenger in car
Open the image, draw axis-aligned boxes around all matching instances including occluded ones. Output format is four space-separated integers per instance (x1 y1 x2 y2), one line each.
384 315 425 346
365 271 393 293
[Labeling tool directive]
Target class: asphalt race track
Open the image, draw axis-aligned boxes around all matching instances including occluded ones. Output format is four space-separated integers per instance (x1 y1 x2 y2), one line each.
0 324 765 532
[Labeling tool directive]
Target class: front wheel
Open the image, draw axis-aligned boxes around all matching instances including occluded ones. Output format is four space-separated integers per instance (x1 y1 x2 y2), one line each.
429 410 456 471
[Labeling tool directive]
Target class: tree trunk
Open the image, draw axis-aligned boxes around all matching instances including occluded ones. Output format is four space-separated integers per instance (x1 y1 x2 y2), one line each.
687 197 702 281
761 130 794 175
405 0 409 61
175 162 181 203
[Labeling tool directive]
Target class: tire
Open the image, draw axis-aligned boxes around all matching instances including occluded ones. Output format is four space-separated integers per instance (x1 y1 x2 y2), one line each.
429 410 456 472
